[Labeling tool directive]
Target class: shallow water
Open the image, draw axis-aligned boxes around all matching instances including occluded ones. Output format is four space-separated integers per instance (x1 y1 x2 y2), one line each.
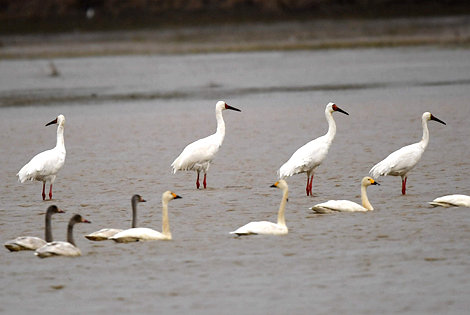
1 47 470 314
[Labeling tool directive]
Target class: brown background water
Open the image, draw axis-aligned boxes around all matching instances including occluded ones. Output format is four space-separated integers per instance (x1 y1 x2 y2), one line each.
1 47 470 314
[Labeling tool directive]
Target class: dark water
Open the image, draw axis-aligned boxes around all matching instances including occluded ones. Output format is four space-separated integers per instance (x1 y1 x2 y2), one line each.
1 47 470 314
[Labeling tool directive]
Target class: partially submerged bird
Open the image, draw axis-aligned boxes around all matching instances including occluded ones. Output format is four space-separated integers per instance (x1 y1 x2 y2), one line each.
4 205 64 251
278 102 348 196
429 194 470 208
85 194 146 241
17 114 66 200
230 180 289 236
35 214 91 258
110 191 182 242
171 101 241 189
369 112 446 195
310 177 379 213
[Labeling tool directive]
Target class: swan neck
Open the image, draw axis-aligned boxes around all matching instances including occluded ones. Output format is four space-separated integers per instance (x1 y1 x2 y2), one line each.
277 188 288 226
420 116 430 148
45 211 53 242
325 109 337 142
131 199 138 228
162 200 171 239
67 221 76 246
361 184 373 211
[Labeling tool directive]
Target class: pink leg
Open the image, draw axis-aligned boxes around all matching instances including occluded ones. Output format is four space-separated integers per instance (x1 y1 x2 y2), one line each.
401 177 407 195
203 174 207 189
49 184 53 200
306 175 310 196
196 172 200 189
309 174 314 196
42 182 46 200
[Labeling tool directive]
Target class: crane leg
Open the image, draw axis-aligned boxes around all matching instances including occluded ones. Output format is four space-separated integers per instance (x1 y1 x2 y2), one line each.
306 175 310 196
203 174 207 189
49 184 53 200
309 175 314 196
42 182 46 200
401 177 407 195
196 172 200 189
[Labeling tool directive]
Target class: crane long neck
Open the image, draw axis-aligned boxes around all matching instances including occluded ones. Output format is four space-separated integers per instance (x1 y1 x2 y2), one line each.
131 199 138 228
361 184 373 211
44 211 54 242
215 108 226 143
420 117 430 149
277 187 288 226
325 109 337 143
67 221 76 246
56 124 65 149
161 200 171 239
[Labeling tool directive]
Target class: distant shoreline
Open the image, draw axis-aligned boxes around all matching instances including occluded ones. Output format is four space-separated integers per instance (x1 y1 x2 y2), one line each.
1 15 469 59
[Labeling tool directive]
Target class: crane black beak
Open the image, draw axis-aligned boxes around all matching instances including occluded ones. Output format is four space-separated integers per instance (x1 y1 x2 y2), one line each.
430 115 446 125
45 118 58 126
225 104 241 112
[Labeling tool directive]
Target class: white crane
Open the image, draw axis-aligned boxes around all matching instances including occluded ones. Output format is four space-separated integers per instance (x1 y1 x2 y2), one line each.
17 114 66 200
310 177 379 213
171 101 241 189
230 180 289 236
369 112 446 195
278 102 348 196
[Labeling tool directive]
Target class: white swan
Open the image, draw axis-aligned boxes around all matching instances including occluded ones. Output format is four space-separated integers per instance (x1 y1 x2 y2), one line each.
17 114 66 200
171 101 241 189
369 112 445 195
4 205 64 251
310 177 379 213
278 102 348 196
110 191 182 242
85 194 146 241
230 180 289 236
35 214 91 258
429 194 470 208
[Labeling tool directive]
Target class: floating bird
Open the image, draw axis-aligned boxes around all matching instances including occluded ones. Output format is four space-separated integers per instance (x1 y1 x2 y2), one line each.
17 114 66 200
85 194 146 241
110 191 182 242
278 102 348 196
429 194 470 208
171 101 241 189
230 180 289 236
369 112 446 195
4 205 64 251
35 214 91 258
310 177 379 213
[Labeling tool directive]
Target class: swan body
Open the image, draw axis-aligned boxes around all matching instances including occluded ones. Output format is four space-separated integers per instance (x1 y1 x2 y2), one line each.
429 194 470 208
110 191 181 242
85 194 146 241
35 214 91 258
4 205 64 251
171 101 241 189
278 102 348 196
230 180 289 236
311 177 379 213
369 112 445 195
17 115 66 200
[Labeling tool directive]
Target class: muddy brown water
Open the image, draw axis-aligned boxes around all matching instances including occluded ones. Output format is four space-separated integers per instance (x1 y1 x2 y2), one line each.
1 47 470 314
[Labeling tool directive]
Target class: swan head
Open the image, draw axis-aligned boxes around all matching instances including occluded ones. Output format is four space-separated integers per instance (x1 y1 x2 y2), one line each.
70 214 91 225
46 205 65 215
162 191 182 203
362 176 380 187
132 194 146 204
326 102 349 115
423 112 446 125
45 114 66 127
271 179 288 191
216 101 241 113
